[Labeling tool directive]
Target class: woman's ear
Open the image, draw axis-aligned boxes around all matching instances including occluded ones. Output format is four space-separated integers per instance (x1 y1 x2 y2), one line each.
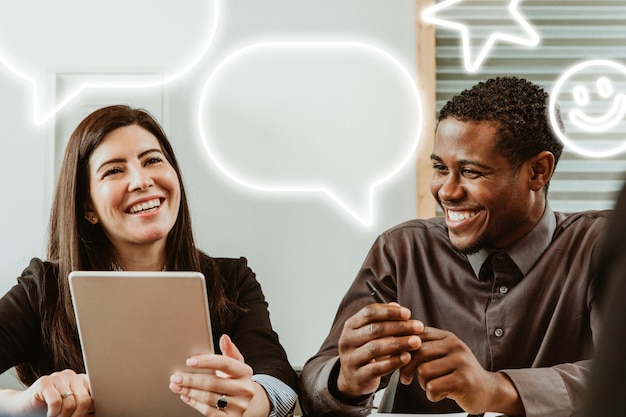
528 151 556 192
84 202 98 224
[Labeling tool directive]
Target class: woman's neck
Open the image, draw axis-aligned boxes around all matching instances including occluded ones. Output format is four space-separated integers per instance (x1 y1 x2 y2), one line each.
114 243 166 271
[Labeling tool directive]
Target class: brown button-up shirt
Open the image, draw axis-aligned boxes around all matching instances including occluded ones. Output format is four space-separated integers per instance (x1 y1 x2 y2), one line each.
299 207 609 417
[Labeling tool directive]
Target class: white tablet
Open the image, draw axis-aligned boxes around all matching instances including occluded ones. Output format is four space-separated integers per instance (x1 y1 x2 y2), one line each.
69 271 214 417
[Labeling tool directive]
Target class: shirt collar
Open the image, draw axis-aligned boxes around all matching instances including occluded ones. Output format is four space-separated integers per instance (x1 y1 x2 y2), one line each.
467 204 557 279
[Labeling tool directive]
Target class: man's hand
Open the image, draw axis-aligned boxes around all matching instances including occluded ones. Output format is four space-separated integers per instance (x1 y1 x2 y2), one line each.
399 327 524 416
336 302 423 399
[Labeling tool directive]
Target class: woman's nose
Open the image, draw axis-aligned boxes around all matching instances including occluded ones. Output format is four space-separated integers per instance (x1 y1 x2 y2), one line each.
128 167 154 191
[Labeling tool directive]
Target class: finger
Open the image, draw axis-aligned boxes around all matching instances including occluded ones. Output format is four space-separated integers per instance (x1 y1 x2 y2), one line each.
68 382 93 417
41 389 63 417
398 327 452 385
56 385 84 417
421 371 461 403
170 371 250 397
59 391 77 417
413 329 467 365
172 381 248 416
417 326 449 342
336 349 412 399
179 392 247 417
179 392 213 417
341 319 423 355
415 353 457 391
44 388 75 417
186 354 253 380
346 303 413 330
399 349 422 385
354 334 422 367
363 349 414 376
219 334 244 362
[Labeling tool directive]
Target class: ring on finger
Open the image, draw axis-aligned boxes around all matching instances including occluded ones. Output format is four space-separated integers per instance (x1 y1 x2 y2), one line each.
60 391 74 399
216 394 228 410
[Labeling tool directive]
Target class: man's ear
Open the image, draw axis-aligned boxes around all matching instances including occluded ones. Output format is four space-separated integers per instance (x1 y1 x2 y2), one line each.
528 151 555 191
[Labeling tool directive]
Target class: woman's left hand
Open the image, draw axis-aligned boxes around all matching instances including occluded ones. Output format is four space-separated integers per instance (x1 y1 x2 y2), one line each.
169 334 270 417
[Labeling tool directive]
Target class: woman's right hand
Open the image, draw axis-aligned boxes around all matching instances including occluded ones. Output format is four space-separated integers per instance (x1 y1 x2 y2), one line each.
12 369 92 417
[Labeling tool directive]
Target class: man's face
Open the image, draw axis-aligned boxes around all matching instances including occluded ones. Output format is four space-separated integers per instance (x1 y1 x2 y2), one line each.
430 118 538 254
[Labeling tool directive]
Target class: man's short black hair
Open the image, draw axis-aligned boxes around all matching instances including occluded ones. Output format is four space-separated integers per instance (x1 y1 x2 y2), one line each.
438 76 564 171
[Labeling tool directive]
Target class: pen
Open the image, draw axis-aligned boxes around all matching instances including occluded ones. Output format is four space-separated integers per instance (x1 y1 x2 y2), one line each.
366 279 388 303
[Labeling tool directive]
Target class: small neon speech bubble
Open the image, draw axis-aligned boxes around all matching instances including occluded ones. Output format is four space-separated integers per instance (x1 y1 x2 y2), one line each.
549 60 626 158
198 42 422 227
0 0 219 124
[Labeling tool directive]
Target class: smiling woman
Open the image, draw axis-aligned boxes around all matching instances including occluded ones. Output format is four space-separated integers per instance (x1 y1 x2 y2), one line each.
0 105 298 417
84 124 182 269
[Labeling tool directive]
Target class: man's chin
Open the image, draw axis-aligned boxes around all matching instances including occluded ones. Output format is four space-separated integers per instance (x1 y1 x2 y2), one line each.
450 234 492 255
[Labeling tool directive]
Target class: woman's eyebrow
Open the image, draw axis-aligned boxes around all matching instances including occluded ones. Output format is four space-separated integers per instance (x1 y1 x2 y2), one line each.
138 148 163 158
96 157 125 173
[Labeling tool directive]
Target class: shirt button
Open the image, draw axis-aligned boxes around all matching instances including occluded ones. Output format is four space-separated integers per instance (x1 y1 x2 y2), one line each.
499 286 509 295
494 328 504 337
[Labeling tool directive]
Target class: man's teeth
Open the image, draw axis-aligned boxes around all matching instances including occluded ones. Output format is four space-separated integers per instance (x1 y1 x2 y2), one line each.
448 211 475 222
129 198 161 214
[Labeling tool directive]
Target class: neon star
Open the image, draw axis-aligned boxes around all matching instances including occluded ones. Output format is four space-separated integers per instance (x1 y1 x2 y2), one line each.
422 0 539 72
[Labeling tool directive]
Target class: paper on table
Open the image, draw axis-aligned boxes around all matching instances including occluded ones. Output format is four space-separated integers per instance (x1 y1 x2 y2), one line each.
369 413 505 417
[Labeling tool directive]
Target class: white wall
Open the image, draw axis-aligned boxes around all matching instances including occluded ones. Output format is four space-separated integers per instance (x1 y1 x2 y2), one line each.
0 0 418 382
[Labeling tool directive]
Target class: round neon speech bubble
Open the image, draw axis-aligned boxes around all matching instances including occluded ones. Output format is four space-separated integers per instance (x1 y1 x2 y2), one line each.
0 0 219 124
198 42 423 227
549 59 626 158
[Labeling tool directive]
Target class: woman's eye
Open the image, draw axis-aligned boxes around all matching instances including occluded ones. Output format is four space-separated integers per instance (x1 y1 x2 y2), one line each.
145 156 163 166
102 167 123 178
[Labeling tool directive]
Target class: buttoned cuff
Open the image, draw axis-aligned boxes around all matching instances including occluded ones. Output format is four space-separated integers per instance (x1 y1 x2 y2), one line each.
311 356 376 416
252 374 297 417
501 368 572 417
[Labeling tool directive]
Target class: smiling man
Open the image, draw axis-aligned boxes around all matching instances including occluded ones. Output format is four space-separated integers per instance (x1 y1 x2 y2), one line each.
299 77 609 417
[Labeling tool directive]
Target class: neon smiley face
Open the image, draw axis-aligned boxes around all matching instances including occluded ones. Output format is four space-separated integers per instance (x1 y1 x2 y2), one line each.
569 77 626 133
549 59 626 158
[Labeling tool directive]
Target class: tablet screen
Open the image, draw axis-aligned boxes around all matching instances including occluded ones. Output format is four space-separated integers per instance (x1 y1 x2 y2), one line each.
69 271 214 417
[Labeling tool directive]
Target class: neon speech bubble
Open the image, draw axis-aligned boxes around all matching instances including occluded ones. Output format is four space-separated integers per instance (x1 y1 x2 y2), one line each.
0 0 219 124
549 60 626 158
198 42 422 227
422 0 539 73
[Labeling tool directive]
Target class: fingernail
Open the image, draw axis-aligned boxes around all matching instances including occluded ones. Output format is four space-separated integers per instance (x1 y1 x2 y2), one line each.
186 358 199 367
408 336 421 348
170 374 183 383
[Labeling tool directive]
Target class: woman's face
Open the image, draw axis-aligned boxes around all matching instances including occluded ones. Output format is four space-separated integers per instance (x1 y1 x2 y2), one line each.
85 125 181 255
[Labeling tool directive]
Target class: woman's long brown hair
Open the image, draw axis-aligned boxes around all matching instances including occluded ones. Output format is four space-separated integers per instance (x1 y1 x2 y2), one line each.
16 105 237 384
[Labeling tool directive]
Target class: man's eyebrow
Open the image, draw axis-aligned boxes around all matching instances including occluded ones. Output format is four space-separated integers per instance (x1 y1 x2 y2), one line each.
457 159 492 170
429 154 492 171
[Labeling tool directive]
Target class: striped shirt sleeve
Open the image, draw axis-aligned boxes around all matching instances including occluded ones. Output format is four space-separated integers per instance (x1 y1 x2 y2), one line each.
252 374 298 417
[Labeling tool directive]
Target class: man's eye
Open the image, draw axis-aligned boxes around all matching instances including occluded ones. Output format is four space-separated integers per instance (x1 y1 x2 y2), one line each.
461 168 482 178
